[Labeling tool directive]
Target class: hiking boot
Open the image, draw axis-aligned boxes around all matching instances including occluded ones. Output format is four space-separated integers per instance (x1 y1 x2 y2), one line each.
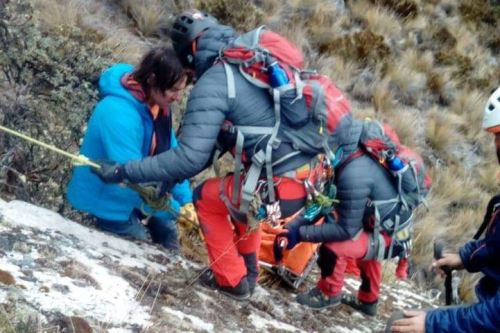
296 287 341 309
341 293 378 316
199 269 251 301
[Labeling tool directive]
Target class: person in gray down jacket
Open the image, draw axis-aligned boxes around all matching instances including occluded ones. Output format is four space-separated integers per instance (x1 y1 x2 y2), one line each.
93 10 353 300
274 119 418 316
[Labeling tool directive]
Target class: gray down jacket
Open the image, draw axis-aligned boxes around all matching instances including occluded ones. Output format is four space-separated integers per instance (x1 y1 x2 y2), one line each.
122 24 346 188
297 119 415 243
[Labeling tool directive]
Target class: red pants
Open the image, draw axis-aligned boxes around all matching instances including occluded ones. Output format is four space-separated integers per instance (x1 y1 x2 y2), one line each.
194 175 306 288
317 231 391 303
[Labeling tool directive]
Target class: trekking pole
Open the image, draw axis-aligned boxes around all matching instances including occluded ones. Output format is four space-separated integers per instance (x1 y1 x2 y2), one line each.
433 241 453 305
0 125 199 226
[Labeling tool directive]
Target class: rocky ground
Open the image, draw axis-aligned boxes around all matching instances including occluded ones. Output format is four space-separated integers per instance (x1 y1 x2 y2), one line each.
0 198 439 333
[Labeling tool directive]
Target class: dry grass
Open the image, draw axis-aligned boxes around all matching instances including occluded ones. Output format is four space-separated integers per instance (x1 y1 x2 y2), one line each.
32 0 85 32
381 108 422 147
476 156 500 195
428 165 485 214
369 0 420 19
313 56 360 91
372 79 396 114
196 0 265 32
384 60 427 106
120 0 169 38
178 228 207 263
99 32 152 64
449 90 488 139
350 1 403 40
284 0 347 52
424 107 458 155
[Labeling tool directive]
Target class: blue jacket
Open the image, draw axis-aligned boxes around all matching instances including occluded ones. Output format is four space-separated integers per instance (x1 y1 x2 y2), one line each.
66 64 192 221
425 196 500 332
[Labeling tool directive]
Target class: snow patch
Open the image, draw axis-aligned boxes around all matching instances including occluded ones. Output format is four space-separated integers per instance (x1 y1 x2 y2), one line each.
248 313 305 332
163 307 214 332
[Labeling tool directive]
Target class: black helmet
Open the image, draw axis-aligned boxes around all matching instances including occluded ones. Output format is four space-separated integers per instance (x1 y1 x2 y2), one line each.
171 10 218 68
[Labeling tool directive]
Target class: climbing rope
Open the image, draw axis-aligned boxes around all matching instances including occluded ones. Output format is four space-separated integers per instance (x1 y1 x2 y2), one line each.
0 124 199 229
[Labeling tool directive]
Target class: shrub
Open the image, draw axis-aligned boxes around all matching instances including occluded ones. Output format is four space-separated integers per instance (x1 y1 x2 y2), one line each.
0 1 112 216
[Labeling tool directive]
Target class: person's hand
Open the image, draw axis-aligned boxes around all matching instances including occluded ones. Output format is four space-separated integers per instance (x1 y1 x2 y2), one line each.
177 203 199 231
391 310 426 333
91 160 125 183
432 253 464 277
273 225 301 262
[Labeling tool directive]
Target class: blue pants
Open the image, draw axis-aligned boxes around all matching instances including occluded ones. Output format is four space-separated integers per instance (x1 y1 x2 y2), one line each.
96 209 179 250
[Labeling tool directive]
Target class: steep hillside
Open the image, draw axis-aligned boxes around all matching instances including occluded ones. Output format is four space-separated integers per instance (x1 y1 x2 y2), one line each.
0 0 499 331
0 199 439 332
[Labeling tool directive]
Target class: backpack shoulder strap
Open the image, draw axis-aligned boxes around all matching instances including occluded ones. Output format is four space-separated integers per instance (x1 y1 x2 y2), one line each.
474 194 500 239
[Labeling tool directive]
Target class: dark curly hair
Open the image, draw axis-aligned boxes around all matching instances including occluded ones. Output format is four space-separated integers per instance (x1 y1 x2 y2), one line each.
132 46 191 98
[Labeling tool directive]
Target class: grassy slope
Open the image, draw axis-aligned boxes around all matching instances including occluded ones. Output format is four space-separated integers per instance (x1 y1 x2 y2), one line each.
1 0 499 302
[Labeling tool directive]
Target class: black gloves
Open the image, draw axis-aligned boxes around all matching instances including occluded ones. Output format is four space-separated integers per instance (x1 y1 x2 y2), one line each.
91 160 125 183
273 224 302 262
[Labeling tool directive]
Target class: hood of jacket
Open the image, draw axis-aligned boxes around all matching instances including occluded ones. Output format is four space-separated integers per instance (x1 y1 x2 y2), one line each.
194 24 238 77
98 63 144 110
334 118 364 165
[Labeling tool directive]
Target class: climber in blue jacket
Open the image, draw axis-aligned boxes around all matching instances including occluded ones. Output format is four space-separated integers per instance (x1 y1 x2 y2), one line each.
67 47 194 250
391 87 500 333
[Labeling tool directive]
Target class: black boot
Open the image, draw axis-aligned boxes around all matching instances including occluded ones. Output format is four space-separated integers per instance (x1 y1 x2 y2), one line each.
243 253 258 294
296 287 342 309
341 293 378 316
199 269 251 301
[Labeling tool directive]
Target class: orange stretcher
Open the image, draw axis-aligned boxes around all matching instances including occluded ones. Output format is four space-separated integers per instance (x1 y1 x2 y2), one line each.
259 216 324 288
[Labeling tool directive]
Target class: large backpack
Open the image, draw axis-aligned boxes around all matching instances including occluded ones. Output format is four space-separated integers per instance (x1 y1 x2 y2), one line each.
218 26 352 216
341 119 432 260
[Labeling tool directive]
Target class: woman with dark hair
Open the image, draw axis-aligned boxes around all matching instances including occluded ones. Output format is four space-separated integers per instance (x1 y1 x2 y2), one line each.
67 46 193 250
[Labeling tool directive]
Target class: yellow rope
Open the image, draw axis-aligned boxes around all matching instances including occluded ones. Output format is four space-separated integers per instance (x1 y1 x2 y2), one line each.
0 125 100 168
0 124 203 227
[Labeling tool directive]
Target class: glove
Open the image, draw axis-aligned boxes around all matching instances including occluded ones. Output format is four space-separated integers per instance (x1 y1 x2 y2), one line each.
177 203 200 231
273 225 302 262
91 160 125 183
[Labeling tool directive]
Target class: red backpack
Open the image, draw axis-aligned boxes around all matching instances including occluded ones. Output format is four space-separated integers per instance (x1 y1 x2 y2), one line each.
218 26 352 214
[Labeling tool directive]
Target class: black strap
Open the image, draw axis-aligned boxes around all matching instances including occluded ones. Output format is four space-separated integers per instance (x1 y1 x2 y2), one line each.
473 194 500 240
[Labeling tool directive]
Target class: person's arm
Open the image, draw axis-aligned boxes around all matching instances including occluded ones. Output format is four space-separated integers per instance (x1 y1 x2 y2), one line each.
459 211 500 273
424 292 500 333
299 157 371 243
122 71 228 187
169 133 193 206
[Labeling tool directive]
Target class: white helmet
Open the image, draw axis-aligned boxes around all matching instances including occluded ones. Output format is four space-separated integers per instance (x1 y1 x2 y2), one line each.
482 87 500 133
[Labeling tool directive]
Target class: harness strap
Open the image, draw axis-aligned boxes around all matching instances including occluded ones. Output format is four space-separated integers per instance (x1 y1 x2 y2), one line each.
264 89 282 204
395 166 410 210
232 130 245 205
223 62 236 100
386 214 400 260
219 176 248 222
240 150 266 213
474 196 500 240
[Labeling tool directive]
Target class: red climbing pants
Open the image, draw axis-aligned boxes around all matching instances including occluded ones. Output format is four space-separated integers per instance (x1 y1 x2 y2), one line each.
317 231 392 303
194 175 306 288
